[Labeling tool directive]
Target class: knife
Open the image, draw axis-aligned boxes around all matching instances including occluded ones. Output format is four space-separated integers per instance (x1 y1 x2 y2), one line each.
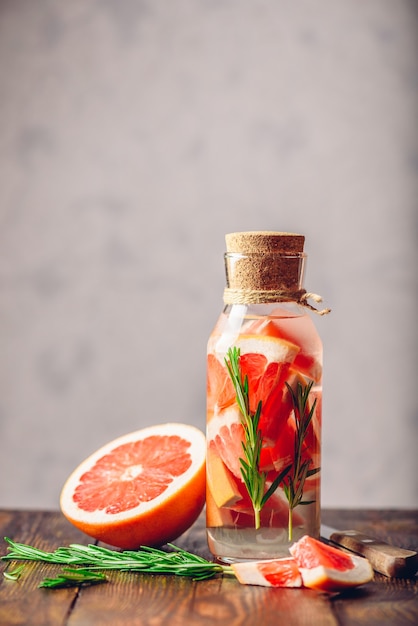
320 524 418 578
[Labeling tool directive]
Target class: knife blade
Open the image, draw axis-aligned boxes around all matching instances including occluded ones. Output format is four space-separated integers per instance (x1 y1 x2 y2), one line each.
320 524 418 578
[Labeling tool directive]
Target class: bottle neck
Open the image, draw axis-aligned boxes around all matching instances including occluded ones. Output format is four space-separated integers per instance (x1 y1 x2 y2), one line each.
224 251 306 306
223 301 307 319
222 251 330 316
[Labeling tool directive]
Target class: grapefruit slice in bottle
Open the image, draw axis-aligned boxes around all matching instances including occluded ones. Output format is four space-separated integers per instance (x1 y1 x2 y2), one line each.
60 423 206 549
207 334 300 467
206 441 242 508
246 316 322 382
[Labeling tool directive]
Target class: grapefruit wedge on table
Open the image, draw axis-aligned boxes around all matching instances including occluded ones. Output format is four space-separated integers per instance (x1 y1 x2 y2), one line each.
231 535 373 591
232 557 303 588
60 423 206 549
290 535 374 591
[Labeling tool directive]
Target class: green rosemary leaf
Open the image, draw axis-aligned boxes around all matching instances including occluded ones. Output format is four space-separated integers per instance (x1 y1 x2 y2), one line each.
261 463 292 508
39 568 107 589
306 467 321 478
283 380 321 541
239 457 251 473
3 564 25 581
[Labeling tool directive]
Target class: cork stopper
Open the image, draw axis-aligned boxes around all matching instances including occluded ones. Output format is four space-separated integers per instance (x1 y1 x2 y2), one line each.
224 231 306 295
225 231 305 255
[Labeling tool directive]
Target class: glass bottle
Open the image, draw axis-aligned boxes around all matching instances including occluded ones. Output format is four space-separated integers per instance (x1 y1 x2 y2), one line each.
206 231 327 562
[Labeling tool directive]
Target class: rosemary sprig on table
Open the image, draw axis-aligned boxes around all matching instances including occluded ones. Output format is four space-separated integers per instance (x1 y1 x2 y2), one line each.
2 538 232 588
225 347 291 530
283 380 320 541
39 568 107 589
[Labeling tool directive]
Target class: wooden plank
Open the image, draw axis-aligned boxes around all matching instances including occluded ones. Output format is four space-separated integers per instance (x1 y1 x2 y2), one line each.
0 509 417 625
322 509 418 552
66 559 339 626
322 509 418 626
191 576 339 626
66 512 339 626
0 509 91 626
331 576 418 626
68 570 206 626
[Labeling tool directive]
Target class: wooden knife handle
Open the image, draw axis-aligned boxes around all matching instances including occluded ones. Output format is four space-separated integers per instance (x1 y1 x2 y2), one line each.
328 529 418 578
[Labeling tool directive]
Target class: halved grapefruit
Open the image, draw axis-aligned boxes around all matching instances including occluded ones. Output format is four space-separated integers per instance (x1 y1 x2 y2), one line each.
60 423 206 549
290 535 374 591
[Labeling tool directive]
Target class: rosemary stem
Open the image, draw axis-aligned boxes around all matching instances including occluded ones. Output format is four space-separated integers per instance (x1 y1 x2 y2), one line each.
254 508 260 531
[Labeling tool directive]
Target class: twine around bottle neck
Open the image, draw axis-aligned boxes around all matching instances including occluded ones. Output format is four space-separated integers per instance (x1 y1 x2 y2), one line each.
223 287 331 315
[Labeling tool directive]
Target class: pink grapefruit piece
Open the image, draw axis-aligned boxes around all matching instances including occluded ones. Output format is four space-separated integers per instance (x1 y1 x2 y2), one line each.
206 441 242 508
207 405 244 478
60 423 206 549
231 557 302 587
207 334 300 472
290 535 373 591
246 316 322 382
207 353 235 414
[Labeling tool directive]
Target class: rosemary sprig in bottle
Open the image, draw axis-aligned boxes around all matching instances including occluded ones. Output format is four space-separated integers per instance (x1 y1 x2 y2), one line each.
224 347 291 530
283 379 320 541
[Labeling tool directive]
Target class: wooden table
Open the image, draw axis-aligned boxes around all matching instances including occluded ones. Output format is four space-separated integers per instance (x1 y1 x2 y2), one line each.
0 508 417 625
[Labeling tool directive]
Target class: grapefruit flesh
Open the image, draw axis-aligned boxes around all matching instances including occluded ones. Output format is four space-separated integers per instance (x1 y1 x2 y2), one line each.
207 405 244 478
290 535 374 591
231 557 302 588
207 353 235 414
245 315 322 382
206 442 242 508
60 423 206 549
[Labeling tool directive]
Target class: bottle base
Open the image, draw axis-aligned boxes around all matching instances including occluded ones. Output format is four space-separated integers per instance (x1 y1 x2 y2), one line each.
207 525 311 563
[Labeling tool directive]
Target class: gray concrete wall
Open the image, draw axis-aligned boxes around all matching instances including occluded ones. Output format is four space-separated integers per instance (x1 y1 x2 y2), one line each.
0 0 417 510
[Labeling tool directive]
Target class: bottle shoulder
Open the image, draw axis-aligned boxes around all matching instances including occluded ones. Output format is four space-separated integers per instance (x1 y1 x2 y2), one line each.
210 303 321 333
223 302 306 318
208 302 323 383
209 303 322 350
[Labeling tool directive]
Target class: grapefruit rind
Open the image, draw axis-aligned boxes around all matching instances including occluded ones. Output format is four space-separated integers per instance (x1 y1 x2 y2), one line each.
298 559 373 591
234 334 300 364
60 423 206 549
